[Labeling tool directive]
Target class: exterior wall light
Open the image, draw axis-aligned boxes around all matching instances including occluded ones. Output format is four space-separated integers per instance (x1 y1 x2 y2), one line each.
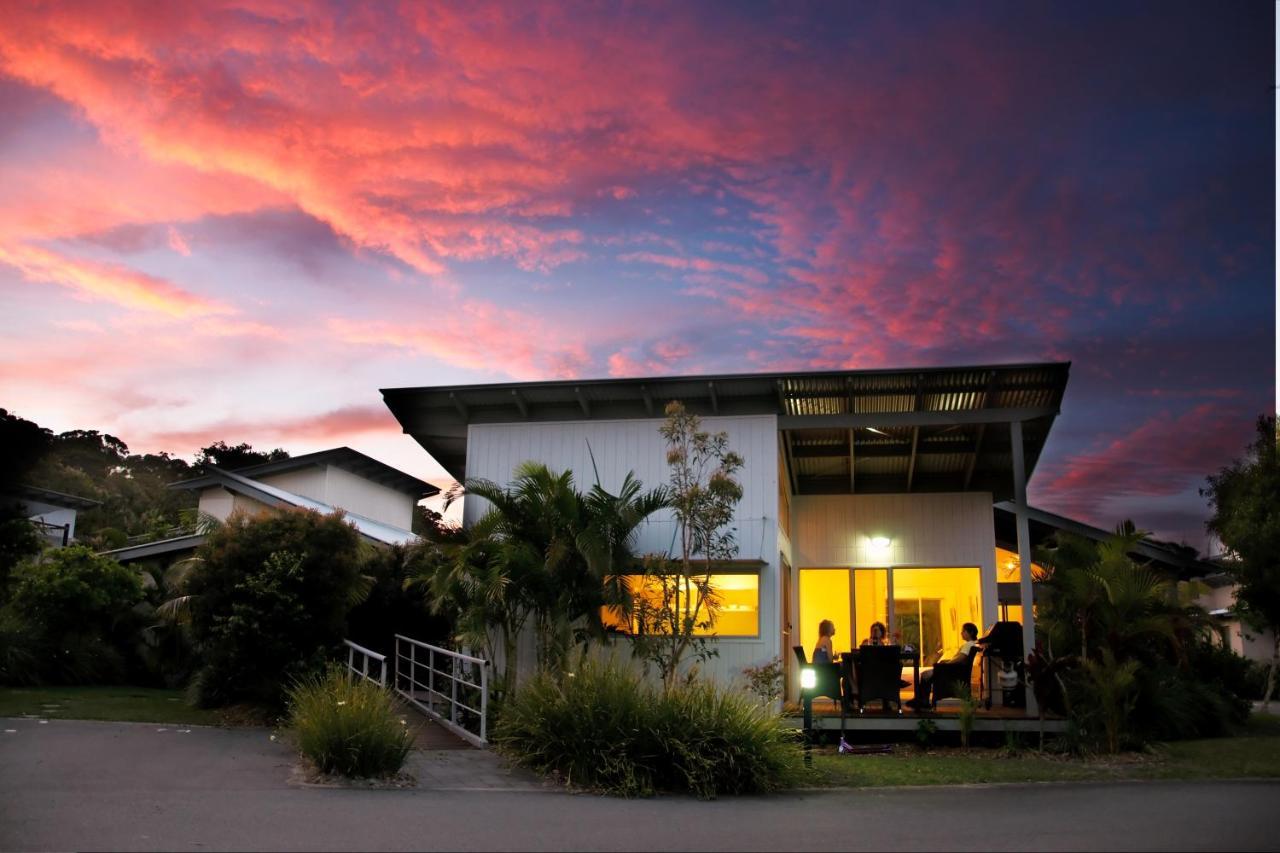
800 667 816 689
870 536 892 553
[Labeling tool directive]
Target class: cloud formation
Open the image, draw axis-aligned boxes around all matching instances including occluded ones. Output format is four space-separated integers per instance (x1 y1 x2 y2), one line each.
0 2 1270 541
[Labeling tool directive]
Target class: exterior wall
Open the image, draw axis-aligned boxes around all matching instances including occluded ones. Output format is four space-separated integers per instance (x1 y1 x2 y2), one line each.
790 492 999 630
256 468 329 504
322 465 416 530
465 415 781 685
198 487 273 521
1199 583 1279 664
23 500 78 546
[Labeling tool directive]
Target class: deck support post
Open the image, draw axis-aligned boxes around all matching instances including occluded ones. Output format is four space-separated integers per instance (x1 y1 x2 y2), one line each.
1009 420 1038 716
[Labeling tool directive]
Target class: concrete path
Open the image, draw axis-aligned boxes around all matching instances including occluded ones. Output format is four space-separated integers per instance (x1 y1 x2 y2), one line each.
3 717 1278 852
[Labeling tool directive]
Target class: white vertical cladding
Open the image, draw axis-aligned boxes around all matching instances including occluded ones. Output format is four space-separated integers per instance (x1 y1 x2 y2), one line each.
464 415 782 684
791 492 998 629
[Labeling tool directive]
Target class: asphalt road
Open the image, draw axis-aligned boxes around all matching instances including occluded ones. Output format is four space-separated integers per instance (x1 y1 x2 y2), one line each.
3 717 1278 852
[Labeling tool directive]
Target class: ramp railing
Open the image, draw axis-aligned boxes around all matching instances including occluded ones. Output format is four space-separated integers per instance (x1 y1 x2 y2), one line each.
393 635 489 747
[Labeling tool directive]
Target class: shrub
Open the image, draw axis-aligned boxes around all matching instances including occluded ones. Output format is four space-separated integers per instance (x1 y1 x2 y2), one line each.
742 657 785 705
2 546 144 684
186 508 364 709
287 666 413 778
495 662 800 798
9 545 143 637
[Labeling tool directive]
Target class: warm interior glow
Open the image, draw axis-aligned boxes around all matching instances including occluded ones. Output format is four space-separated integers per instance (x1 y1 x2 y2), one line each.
798 565 982 666
995 547 1048 583
892 567 982 665
799 568 850 657
602 574 760 637
853 568 889 645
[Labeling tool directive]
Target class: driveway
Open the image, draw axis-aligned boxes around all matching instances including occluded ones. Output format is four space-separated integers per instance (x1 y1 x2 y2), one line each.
2 717 1277 852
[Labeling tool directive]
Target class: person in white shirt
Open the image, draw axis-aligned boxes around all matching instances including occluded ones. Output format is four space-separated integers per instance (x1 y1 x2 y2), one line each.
908 622 979 709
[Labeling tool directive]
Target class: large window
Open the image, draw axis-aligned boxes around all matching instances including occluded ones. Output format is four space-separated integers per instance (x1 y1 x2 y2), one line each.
892 567 982 665
602 574 760 637
798 566 981 663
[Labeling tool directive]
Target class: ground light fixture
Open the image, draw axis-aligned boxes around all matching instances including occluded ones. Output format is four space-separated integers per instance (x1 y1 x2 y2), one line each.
800 667 816 689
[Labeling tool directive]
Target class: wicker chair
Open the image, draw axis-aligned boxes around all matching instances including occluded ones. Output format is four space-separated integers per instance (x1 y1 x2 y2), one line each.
854 644 904 714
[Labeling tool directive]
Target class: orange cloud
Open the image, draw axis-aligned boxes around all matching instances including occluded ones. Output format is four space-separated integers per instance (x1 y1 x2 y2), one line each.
0 242 230 317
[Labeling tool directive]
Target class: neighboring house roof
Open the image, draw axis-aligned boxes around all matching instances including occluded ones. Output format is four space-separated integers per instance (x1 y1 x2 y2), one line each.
382 361 1070 499
3 484 101 511
992 501 1217 577
173 465 417 546
171 447 438 499
100 533 207 563
232 447 437 498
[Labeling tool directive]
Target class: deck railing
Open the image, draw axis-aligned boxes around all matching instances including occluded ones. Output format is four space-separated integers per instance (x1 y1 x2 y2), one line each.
342 639 388 687
393 635 489 747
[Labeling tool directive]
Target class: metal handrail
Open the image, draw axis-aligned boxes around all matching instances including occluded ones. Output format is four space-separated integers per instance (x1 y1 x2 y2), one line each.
343 639 388 687
393 634 489 747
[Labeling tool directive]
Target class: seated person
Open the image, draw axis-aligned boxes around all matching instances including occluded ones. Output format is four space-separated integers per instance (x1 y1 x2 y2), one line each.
907 622 979 708
861 621 888 646
812 619 836 664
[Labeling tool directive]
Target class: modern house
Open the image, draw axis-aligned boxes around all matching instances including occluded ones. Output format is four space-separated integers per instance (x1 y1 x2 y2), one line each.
382 362 1081 713
1 484 100 548
102 447 437 565
1197 570 1278 665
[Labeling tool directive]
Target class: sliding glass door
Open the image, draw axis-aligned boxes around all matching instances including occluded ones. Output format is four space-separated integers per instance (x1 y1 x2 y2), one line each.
798 566 981 662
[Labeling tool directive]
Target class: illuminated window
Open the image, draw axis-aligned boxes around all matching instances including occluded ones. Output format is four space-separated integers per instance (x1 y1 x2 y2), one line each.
602 574 759 637
799 569 850 656
892 567 982 665
797 566 982 665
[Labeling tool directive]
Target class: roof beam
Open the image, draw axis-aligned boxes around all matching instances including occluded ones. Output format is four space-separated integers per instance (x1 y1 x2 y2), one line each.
640 384 654 417
906 374 924 492
707 381 719 414
848 428 856 494
449 392 468 420
964 424 987 489
775 380 788 415
574 387 591 418
777 406 1055 430
964 370 998 489
784 431 800 496
510 389 529 418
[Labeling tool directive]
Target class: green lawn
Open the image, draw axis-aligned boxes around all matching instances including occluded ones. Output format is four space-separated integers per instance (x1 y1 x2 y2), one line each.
807 715 1280 788
0 686 223 726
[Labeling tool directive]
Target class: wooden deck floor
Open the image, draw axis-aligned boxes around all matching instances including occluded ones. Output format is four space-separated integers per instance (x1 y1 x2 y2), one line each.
783 697 1066 734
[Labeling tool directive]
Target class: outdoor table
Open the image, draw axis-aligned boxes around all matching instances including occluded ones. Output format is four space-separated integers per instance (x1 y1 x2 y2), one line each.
839 647 921 705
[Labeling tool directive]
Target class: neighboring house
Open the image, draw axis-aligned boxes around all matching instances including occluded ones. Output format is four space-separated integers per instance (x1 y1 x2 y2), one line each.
382 362 1074 702
1195 570 1278 665
102 447 437 565
1 485 100 548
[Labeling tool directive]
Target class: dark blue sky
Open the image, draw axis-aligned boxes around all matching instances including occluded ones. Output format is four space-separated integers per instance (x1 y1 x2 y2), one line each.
0 1 1272 548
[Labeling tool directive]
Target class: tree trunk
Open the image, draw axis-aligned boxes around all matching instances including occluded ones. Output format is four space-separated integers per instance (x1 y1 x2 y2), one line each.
1263 634 1279 714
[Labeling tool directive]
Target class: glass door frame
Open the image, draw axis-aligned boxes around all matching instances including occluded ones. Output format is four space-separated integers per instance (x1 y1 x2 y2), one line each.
798 563 983 653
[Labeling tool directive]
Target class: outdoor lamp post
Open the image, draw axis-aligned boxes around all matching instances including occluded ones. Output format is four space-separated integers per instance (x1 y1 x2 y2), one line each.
800 666 816 766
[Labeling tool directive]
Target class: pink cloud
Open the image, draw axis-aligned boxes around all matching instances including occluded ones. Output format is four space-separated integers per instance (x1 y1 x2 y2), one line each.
0 242 229 317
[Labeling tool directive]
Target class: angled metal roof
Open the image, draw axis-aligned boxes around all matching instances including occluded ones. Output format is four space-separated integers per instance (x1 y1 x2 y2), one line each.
992 501 1216 577
4 484 102 511
172 447 436 499
173 466 418 546
382 361 1069 499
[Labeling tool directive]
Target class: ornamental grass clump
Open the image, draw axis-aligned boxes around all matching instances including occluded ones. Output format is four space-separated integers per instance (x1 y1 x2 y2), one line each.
286 666 412 778
494 662 800 798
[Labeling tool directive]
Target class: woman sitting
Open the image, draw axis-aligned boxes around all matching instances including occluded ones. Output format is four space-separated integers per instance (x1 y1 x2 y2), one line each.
812 619 836 664
861 621 888 646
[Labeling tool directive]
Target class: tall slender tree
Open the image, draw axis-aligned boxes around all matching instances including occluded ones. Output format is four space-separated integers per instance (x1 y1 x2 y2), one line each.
1204 415 1280 710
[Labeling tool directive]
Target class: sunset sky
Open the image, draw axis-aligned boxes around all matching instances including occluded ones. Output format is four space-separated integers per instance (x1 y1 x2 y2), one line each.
0 2 1272 549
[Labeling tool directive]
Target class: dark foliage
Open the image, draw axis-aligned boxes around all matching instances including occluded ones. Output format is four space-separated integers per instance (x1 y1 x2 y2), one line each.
195 441 289 470
1 545 145 685
186 508 363 709
346 543 453 655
